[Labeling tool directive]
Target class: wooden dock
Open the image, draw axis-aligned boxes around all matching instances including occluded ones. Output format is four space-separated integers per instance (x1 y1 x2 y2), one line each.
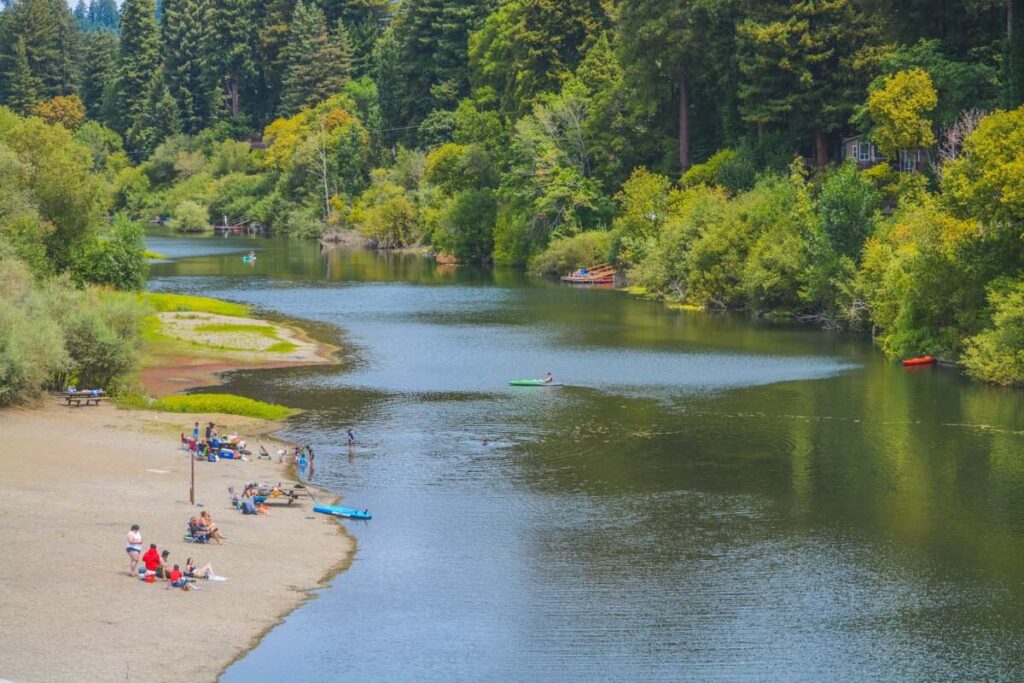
560 263 616 285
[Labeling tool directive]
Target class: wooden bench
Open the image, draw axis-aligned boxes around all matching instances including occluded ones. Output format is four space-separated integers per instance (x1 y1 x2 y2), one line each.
62 392 108 407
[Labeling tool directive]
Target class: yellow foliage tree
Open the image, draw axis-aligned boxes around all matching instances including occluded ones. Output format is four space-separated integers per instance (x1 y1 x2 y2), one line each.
866 68 937 159
32 95 86 131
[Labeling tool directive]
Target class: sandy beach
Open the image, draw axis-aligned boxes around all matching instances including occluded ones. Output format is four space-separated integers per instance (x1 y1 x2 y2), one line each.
0 402 354 682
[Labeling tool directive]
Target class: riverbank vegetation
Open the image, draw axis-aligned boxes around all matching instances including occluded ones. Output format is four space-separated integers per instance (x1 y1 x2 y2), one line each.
3 0 1024 383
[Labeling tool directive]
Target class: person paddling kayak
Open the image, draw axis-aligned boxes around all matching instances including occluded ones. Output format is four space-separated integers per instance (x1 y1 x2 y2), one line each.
543 372 553 383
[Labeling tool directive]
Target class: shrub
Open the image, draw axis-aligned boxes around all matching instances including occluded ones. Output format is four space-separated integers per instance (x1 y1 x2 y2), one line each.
436 189 497 261
73 217 149 291
0 270 70 405
169 200 210 232
529 231 612 276
962 278 1024 385
152 393 293 420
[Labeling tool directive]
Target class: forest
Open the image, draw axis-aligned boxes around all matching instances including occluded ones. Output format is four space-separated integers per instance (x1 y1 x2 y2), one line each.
2 0 1024 389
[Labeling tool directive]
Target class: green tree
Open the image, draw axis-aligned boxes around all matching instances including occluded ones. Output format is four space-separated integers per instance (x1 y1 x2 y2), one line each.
943 105 1024 228
468 0 608 119
436 189 497 261
5 37 41 114
163 0 213 133
87 0 119 32
79 30 117 120
126 69 182 157
0 0 80 105
384 0 491 138
815 161 879 259
738 0 871 166
203 0 257 118
866 68 937 159
319 0 389 76
962 276 1024 385
114 0 161 136
279 2 352 115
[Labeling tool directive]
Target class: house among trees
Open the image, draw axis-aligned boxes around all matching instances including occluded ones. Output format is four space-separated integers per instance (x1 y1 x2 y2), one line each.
841 134 930 172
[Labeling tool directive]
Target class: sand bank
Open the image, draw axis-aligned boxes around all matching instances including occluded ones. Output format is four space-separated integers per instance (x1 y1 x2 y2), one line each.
0 402 354 682
141 309 338 397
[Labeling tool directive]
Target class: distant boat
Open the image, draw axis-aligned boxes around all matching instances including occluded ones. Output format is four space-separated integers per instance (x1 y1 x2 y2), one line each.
509 379 563 386
902 355 935 367
243 255 256 262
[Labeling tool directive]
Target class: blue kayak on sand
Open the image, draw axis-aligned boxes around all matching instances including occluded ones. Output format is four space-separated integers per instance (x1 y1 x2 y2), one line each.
314 504 372 520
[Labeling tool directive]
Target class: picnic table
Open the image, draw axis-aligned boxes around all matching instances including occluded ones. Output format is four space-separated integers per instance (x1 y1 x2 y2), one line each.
62 391 108 407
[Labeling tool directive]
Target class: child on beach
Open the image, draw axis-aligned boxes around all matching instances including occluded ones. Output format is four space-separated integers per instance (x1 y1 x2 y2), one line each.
126 525 142 576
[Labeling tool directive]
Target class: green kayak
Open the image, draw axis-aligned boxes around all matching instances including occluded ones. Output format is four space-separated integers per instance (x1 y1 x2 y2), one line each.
508 379 563 386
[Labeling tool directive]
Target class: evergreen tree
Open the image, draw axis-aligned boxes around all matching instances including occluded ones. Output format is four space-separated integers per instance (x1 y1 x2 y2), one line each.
279 2 351 115
6 37 42 114
73 0 89 30
80 29 118 119
319 0 389 76
203 0 257 118
256 0 298 115
1009 0 1024 106
164 0 213 132
87 0 120 32
618 0 732 171
469 0 609 119
127 68 182 156
114 0 161 135
0 0 80 105
385 0 491 137
738 0 872 166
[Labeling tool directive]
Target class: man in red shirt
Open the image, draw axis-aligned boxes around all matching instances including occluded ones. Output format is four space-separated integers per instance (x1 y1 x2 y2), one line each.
142 544 160 573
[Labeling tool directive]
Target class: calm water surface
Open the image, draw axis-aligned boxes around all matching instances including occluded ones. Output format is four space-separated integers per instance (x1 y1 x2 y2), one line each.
146 232 1024 682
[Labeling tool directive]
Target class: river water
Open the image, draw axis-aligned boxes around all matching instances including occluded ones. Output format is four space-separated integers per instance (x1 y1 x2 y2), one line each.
147 232 1024 682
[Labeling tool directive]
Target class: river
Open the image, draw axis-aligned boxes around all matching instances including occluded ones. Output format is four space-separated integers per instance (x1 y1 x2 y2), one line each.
147 231 1024 682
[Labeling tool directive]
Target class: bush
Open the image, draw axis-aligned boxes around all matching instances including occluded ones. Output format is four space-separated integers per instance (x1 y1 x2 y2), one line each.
529 231 612 276
962 278 1024 385
59 289 146 389
0 265 70 405
816 162 879 260
436 189 497 261
152 393 293 420
170 200 210 232
73 217 149 291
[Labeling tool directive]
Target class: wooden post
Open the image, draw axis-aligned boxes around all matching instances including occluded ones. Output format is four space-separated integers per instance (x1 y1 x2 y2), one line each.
190 450 195 505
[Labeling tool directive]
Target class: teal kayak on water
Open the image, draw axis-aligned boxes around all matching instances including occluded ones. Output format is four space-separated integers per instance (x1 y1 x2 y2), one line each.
508 379 563 386
314 504 372 520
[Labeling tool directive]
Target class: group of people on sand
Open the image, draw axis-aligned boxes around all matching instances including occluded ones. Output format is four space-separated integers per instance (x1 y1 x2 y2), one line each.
185 421 253 460
126 524 217 590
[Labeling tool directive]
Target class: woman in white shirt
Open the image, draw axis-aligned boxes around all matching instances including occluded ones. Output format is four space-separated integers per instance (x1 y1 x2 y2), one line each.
126 524 142 575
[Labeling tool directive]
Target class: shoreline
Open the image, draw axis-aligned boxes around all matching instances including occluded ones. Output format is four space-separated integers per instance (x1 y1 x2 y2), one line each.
0 301 356 682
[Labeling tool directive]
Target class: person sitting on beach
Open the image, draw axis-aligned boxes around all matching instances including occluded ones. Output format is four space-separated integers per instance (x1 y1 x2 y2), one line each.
142 544 161 574
199 510 224 544
189 515 212 542
155 549 171 579
184 557 216 580
166 564 189 589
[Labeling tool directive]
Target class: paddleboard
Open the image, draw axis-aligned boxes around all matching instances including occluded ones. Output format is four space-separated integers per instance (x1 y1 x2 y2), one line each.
314 504 372 520
243 256 256 262
508 379 563 386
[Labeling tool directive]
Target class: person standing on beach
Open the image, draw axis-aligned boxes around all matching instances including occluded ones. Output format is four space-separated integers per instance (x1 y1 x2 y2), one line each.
126 525 142 575
193 421 200 441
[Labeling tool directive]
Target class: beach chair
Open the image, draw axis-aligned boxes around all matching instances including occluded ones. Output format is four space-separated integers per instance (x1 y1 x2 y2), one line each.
258 444 271 460
184 521 209 543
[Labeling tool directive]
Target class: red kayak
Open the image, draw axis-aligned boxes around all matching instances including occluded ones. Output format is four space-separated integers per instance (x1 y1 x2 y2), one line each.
902 355 935 367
